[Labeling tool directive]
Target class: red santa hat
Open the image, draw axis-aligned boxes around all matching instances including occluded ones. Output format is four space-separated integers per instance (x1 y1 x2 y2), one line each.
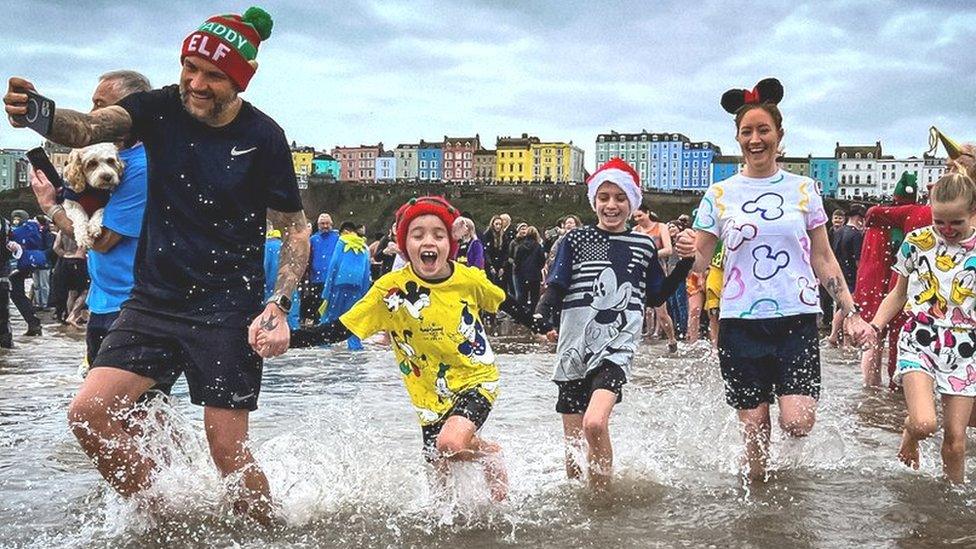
586 157 642 213
395 196 460 261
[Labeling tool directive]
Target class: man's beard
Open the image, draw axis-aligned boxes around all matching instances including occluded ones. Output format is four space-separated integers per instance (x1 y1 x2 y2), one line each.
179 84 231 124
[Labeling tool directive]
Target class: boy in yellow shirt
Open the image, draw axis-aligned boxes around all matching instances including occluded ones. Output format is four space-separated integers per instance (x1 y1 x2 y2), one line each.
265 196 549 501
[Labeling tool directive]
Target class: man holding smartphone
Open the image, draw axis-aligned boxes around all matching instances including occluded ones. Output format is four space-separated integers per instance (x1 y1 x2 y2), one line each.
3 6 308 527
29 70 155 370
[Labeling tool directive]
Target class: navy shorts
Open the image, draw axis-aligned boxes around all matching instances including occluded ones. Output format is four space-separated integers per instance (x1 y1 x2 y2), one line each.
91 307 263 410
718 313 821 410
421 389 492 462
554 361 626 414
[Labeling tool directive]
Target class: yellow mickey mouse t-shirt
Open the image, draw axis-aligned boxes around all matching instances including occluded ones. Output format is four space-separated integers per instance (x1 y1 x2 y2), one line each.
340 262 506 425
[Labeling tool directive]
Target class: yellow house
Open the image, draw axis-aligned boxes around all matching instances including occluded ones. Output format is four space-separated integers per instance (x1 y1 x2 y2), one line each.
530 142 586 183
495 134 539 183
291 148 314 177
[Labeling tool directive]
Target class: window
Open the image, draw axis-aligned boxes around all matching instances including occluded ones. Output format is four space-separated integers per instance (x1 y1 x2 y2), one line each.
855 153 861 159
420 160 427 169
445 152 453 160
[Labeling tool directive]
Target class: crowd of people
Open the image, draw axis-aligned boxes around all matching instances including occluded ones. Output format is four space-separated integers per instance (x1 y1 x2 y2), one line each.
4 4 976 530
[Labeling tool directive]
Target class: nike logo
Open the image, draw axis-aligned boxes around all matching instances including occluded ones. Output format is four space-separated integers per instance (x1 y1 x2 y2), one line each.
230 146 257 157
231 392 255 403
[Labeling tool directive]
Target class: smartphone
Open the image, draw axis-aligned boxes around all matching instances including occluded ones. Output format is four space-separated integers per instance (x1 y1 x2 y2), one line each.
25 147 64 189
12 90 55 136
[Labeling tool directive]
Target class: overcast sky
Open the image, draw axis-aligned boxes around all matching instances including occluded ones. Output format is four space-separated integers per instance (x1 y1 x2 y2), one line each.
2 0 974 169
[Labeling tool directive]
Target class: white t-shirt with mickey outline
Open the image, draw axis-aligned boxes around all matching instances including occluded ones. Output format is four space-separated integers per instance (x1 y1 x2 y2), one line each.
693 169 828 320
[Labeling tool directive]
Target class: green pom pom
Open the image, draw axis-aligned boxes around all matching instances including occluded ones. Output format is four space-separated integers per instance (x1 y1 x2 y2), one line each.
243 6 273 40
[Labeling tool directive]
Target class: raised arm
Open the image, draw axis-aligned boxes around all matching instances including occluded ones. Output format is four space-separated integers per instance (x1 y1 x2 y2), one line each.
5 78 132 147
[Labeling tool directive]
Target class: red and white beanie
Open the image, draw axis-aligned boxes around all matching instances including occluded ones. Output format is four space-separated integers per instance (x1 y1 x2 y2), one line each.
181 6 273 91
586 157 642 212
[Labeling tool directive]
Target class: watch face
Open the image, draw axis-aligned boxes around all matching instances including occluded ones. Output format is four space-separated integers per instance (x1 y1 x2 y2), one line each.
278 295 292 310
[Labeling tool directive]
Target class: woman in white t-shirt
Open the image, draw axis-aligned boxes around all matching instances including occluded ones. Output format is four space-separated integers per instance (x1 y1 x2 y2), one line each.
689 78 869 481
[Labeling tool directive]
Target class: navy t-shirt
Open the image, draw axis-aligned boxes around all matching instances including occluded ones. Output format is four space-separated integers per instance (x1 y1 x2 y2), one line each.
118 85 303 326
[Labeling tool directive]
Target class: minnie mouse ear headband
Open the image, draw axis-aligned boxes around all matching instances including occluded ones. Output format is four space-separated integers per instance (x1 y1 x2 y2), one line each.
721 78 784 114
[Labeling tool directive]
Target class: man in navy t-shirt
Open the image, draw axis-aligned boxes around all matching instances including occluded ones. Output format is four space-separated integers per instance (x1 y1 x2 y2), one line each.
5 8 309 526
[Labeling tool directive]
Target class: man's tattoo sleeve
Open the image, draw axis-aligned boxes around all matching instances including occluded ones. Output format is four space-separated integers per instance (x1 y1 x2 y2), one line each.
268 209 311 299
48 106 132 148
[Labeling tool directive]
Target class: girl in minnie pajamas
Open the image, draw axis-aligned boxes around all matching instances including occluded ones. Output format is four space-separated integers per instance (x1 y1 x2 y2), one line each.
856 173 976 483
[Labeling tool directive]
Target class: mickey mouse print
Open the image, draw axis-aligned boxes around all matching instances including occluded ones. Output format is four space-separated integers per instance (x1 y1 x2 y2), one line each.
693 169 828 319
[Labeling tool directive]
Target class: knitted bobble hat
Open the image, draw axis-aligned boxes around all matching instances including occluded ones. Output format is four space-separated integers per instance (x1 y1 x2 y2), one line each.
181 6 273 91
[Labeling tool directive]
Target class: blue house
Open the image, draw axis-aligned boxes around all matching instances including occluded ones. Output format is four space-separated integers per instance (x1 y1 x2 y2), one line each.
680 141 721 191
418 141 443 181
711 155 741 183
810 157 839 197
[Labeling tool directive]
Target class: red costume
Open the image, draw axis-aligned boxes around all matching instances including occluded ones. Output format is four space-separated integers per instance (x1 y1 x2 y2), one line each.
853 173 930 384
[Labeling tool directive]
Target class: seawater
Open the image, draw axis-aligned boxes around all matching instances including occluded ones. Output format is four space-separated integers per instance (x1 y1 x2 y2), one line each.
1 317 975 548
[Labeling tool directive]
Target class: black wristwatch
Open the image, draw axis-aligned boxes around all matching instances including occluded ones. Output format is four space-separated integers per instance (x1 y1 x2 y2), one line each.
267 294 292 313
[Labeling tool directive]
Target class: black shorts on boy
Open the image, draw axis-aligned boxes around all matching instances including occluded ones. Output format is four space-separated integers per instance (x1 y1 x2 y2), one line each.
421 389 492 462
554 360 626 414
718 313 821 409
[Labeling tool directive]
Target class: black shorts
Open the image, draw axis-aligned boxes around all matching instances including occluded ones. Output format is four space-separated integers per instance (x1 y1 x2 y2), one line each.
421 389 492 462
61 258 90 292
718 313 821 410
554 361 626 414
91 307 263 410
86 311 181 398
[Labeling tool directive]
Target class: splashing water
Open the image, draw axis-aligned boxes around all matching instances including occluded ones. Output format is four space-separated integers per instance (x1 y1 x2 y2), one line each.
2 321 976 547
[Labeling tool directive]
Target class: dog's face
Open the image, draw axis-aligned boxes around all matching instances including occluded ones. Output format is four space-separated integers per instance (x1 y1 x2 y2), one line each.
64 143 124 193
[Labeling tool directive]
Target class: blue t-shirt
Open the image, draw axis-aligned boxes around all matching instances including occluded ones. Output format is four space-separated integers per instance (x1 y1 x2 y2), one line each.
86 143 147 314
263 237 301 329
309 230 339 283
118 86 303 326
547 226 664 382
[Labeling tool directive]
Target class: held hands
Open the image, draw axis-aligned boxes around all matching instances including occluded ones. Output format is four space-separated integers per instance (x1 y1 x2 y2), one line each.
675 229 697 259
248 303 291 358
845 314 876 347
4 77 36 127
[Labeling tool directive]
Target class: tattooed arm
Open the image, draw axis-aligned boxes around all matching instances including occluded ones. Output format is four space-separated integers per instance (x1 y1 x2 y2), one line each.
48 106 133 148
5 76 132 146
247 209 311 358
267 208 311 300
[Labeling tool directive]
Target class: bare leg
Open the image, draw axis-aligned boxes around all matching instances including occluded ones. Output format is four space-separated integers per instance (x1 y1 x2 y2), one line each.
860 346 883 387
898 372 937 469
583 389 618 492
860 345 884 387
708 309 720 348
203 407 274 526
435 415 508 501
67 367 158 496
737 404 771 481
687 292 703 344
940 394 974 483
778 395 817 437
561 413 584 480
655 304 677 351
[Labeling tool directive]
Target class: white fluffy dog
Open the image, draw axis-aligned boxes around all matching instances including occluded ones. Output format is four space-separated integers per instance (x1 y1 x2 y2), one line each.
62 143 124 248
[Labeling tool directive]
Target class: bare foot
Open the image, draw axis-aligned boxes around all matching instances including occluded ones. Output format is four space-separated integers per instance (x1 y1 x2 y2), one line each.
898 429 920 469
